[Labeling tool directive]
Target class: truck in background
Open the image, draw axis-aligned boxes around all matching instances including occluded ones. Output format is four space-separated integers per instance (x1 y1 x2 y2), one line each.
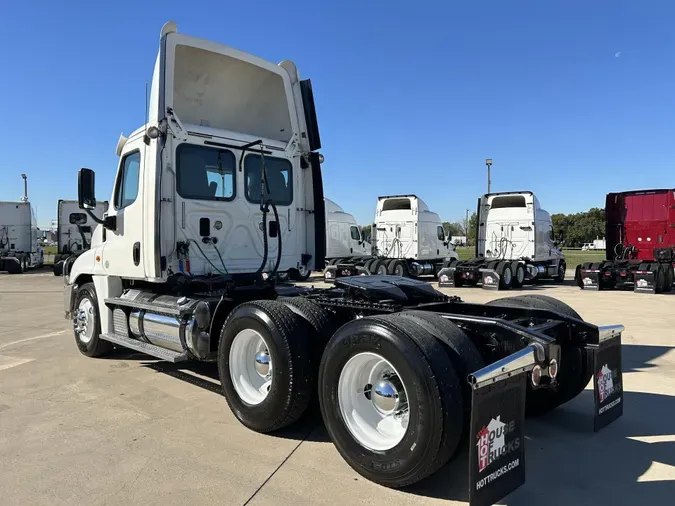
324 194 459 281
438 191 566 290
324 197 372 262
576 189 675 293
0 175 43 274
581 238 606 250
53 200 109 276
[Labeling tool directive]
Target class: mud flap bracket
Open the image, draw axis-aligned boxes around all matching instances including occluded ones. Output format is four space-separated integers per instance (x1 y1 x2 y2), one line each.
323 264 369 283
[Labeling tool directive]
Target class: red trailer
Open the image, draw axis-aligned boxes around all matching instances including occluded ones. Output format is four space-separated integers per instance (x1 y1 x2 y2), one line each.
576 189 675 293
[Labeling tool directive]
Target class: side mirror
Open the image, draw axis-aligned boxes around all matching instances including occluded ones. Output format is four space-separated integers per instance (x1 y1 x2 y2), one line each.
78 168 96 210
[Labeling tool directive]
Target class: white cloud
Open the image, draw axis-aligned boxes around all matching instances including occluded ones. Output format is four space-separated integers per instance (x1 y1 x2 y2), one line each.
615 51 622 58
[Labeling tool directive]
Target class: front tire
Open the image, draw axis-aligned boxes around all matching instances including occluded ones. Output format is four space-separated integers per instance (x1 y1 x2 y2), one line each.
552 261 566 283
73 283 112 357
319 314 463 488
218 300 315 433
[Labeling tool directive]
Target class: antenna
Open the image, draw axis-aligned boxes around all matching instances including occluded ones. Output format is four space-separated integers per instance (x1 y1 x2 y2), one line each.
145 80 149 132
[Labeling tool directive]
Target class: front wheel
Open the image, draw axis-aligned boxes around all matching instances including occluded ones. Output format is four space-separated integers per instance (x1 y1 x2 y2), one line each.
73 283 112 357
552 261 566 283
290 264 312 281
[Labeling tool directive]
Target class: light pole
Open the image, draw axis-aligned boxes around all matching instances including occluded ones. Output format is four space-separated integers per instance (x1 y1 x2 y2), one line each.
485 158 492 194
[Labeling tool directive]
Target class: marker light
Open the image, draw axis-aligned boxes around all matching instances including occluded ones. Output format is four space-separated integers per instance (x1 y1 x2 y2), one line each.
146 126 160 139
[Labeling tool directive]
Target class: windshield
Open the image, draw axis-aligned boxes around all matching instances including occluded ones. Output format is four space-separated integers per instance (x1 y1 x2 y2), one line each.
177 144 236 201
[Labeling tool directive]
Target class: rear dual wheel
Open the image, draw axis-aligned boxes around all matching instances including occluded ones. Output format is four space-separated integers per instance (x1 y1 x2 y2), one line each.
486 294 591 415
319 313 475 488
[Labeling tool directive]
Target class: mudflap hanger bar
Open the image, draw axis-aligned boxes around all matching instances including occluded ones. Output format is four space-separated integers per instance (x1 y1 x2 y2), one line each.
465 324 624 506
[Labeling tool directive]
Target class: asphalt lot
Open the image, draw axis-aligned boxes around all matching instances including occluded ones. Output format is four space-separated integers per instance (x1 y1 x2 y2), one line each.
1 269 674 506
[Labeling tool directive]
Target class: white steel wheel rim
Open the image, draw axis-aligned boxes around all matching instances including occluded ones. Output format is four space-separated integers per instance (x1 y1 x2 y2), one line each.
75 298 95 344
559 264 566 278
229 329 273 406
503 266 512 284
338 352 410 451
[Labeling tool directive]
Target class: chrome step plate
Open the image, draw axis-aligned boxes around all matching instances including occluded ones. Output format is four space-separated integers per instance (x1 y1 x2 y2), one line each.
100 333 188 362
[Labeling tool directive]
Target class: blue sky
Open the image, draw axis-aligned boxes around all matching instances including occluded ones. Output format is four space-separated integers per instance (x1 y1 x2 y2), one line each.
1 0 674 228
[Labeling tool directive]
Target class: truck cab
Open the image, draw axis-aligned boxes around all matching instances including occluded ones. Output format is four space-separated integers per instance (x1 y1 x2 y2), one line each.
374 195 456 260
325 198 371 260
477 191 563 265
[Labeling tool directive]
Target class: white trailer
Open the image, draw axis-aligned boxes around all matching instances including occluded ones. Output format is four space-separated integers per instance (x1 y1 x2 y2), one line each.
61 22 624 504
438 191 566 290
324 194 458 280
53 200 109 276
0 176 43 274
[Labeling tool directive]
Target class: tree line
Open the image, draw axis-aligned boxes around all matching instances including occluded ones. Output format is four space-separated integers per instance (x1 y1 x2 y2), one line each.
361 208 605 248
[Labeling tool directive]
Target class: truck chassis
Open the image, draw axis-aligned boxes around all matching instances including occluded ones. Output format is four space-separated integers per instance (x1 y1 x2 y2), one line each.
324 255 452 282
65 273 623 504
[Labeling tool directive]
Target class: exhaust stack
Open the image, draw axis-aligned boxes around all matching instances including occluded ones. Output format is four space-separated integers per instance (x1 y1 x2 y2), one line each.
20 174 28 202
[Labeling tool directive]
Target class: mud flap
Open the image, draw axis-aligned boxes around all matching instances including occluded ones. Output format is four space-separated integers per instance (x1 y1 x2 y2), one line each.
437 266 456 287
479 268 500 291
468 348 533 506
592 329 624 431
633 270 655 294
579 269 600 290
323 264 369 283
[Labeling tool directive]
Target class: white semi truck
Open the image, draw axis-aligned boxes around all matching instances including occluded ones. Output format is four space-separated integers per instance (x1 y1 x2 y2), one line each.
438 191 566 290
53 199 109 276
62 22 624 504
324 194 459 281
0 175 44 274
325 197 372 261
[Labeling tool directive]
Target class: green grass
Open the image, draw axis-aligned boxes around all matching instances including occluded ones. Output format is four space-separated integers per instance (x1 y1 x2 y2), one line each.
42 246 58 255
454 246 605 267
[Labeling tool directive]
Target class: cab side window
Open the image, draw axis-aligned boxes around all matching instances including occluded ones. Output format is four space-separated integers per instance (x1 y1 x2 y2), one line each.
549 226 555 241
114 151 141 209
437 226 445 241
350 226 361 241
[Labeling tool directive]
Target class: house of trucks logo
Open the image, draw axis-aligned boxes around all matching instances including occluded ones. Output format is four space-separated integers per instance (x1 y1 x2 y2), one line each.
636 279 648 288
597 364 615 403
484 275 495 285
476 416 519 472
583 277 594 286
440 274 449 283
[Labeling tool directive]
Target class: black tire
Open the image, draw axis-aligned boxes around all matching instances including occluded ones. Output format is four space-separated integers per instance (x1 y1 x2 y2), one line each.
364 259 375 273
664 264 673 293
388 259 409 277
318 314 464 488
73 282 113 357
290 265 312 281
651 263 665 294
218 300 315 433
496 262 513 290
396 311 485 438
575 263 586 288
276 297 344 349
368 258 385 274
511 261 525 288
376 260 389 276
552 261 566 283
486 295 590 415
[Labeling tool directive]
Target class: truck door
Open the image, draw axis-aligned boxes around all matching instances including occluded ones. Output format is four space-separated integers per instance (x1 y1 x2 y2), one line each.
100 140 146 278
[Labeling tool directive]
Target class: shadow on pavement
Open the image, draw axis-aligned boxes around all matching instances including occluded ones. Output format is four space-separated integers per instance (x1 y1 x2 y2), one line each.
135 340 674 504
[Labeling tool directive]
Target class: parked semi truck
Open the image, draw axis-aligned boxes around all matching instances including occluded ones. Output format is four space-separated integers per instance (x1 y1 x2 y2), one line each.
324 194 459 281
277 197 371 282
63 22 624 504
438 191 566 290
576 188 675 293
0 175 44 274
53 199 109 276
